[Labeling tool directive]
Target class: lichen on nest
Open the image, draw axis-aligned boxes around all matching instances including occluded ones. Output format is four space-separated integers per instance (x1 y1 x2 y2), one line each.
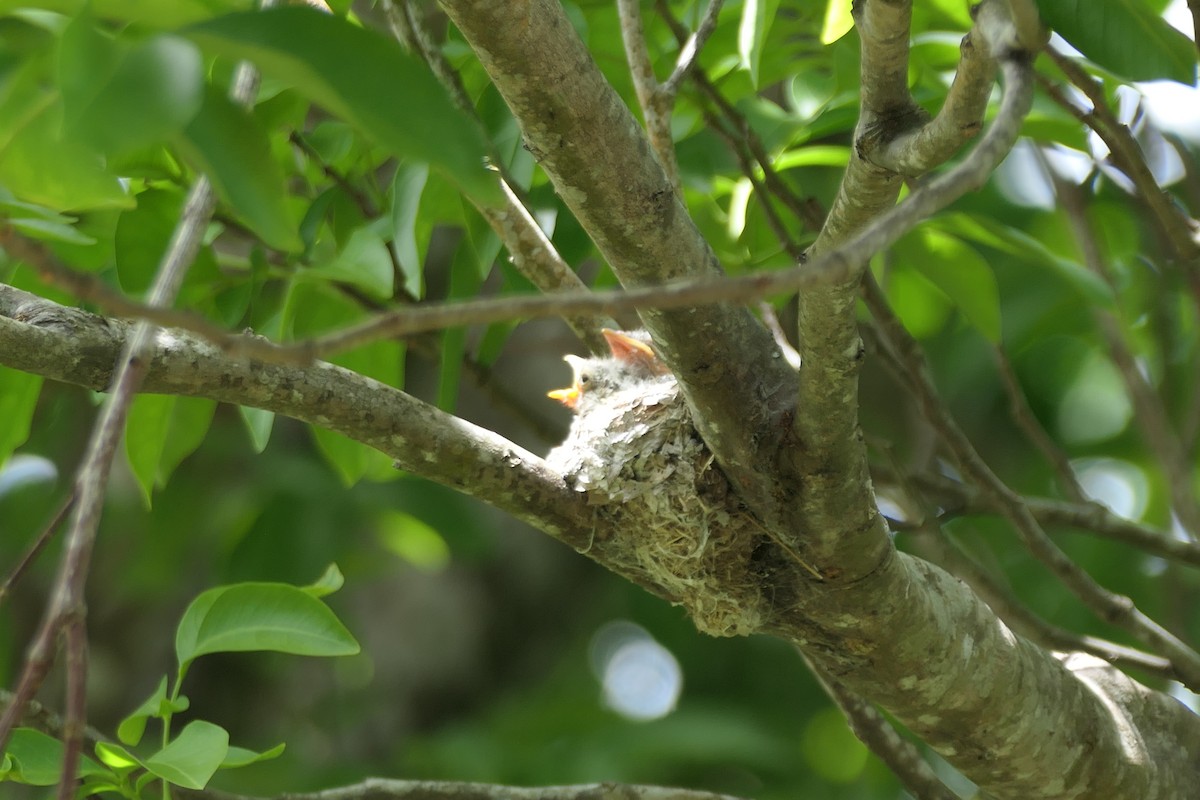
547 374 771 637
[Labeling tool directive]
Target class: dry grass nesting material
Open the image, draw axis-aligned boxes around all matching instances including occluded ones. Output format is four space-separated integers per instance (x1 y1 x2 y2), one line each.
547 376 768 636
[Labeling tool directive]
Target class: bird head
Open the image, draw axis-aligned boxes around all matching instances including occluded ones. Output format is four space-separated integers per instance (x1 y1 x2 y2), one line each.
548 329 670 411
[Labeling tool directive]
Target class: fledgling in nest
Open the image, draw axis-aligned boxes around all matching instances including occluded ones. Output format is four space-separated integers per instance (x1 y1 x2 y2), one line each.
545 329 773 637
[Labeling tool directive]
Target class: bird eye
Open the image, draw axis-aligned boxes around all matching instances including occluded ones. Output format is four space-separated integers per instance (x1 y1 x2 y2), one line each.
580 374 590 384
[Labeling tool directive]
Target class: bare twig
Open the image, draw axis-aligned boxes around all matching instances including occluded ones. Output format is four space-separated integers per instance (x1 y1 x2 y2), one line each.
616 0 681 192
663 0 725 96
0 491 74 607
382 0 613 353
1053 174 1200 540
0 39 267 796
886 468 1200 568
800 651 965 800
176 778 746 800
1041 49 1200 296
909 522 1178 681
992 346 1086 502
862 273 1200 691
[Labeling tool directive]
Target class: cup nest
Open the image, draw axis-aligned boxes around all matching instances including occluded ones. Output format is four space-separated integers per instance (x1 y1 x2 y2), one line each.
547 376 772 636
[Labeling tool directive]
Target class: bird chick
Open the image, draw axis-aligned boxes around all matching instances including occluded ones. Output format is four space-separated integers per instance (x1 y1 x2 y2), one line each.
547 329 671 413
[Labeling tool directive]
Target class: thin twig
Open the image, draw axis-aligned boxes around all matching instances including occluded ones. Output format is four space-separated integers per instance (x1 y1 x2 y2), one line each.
0 38 266 795
908 522 1178 681
861 272 1200 691
382 0 613 353
992 346 1086 502
662 0 725 97
175 778 745 800
616 0 682 193
886 469 1200 569
0 491 74 607
800 650 966 800
1053 173 1200 541
1041 49 1200 298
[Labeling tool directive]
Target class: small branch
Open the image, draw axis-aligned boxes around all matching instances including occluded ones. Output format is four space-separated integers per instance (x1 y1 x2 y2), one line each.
890 469 1200 569
0 229 308 364
800 651 964 800
862 273 1200 691
1041 49 1200 291
908 522 1178 681
176 778 747 800
868 25 997 175
662 0 724 97
382 0 613 353
992 346 1086 503
1053 174 1200 540
616 0 681 193
0 491 74 607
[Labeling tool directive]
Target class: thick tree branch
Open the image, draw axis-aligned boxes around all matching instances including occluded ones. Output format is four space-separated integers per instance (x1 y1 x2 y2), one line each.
177 779 746 800
436 0 799 538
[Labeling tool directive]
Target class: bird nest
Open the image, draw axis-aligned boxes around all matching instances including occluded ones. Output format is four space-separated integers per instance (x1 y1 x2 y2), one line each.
547 377 770 637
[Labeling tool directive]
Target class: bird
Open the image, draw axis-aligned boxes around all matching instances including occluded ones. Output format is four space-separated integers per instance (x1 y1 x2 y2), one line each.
546 329 673 414
543 328 769 637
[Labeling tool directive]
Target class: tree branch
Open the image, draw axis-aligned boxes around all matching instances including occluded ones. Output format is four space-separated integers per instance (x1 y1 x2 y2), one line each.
436 0 799 537
177 778 746 800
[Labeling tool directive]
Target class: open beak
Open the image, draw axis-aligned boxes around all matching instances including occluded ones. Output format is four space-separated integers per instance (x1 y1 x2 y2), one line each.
547 354 587 408
547 385 580 408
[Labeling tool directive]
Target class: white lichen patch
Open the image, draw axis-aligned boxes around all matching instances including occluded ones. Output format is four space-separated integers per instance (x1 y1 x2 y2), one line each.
547 375 767 637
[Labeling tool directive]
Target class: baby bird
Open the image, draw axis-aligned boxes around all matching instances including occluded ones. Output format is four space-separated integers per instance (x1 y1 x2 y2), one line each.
547 329 673 414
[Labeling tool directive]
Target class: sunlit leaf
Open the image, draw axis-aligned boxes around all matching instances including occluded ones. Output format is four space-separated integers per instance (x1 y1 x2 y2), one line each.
821 0 854 44
1035 0 1196 84
61 33 204 156
738 0 780 87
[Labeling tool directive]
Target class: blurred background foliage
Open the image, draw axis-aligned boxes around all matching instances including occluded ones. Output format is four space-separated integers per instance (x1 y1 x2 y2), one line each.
1 0 1198 798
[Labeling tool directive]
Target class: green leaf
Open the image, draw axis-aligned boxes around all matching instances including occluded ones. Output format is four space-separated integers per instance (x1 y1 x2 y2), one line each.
117 676 191 746
94 741 141 773
175 580 360 668
114 186 218 295
0 1 255 28
821 0 854 45
1 728 105 786
184 7 499 203
940 214 1117 309
0 99 130 210
773 145 852 171
301 223 394 300
238 406 275 453
177 87 302 251
390 162 429 299
738 0 780 87
0 367 42 465
302 562 345 598
2 728 66 785
158 397 217 487
61 33 204 156
125 394 174 507
221 742 285 768
376 510 450 572
1034 0 1197 84
143 720 228 790
906 228 1002 343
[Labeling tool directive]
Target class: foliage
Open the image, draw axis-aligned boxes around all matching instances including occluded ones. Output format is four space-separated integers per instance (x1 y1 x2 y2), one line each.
1 566 357 797
0 0 1197 799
